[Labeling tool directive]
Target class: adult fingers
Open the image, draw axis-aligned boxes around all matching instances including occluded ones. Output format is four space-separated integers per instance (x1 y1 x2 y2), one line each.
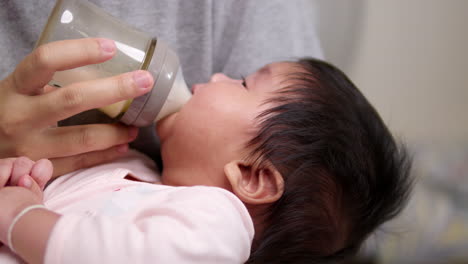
0 158 15 188
50 144 129 178
30 159 53 190
1 124 137 162
30 70 153 127
39 124 138 158
10 157 35 186
10 38 116 95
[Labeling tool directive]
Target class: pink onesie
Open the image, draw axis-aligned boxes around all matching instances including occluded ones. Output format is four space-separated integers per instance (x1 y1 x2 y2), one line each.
0 150 254 264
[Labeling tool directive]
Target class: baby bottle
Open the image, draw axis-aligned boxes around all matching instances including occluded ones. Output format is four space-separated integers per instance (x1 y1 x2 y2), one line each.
36 0 192 127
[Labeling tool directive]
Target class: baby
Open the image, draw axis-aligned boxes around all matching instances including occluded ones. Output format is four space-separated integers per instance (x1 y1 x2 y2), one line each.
0 58 412 264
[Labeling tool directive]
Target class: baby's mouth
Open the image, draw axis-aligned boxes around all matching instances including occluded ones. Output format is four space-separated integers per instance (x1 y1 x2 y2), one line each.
191 84 204 94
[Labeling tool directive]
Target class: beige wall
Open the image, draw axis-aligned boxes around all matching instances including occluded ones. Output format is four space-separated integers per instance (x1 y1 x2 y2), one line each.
350 0 468 146
319 0 468 146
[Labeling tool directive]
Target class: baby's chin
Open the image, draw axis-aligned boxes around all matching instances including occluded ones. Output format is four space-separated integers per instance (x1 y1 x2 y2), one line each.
155 111 179 142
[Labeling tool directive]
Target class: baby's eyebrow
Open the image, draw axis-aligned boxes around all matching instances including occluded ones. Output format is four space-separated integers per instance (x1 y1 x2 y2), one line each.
258 65 272 76
252 65 272 85
249 65 274 92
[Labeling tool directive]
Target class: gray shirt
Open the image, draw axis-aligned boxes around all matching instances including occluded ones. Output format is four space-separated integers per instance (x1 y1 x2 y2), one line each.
0 0 323 160
0 0 323 83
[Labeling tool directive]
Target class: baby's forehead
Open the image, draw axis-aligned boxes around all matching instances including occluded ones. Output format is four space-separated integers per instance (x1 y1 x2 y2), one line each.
263 62 307 85
244 62 308 98
266 61 306 77
264 61 300 74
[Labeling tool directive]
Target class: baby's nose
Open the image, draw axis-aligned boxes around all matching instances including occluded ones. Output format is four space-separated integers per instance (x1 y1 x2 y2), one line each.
210 73 235 83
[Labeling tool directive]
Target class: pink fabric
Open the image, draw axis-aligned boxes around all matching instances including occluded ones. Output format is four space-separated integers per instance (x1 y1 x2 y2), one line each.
0 151 254 264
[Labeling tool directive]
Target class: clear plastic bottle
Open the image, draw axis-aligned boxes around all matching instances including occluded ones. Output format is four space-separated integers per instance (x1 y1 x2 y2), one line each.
36 0 191 127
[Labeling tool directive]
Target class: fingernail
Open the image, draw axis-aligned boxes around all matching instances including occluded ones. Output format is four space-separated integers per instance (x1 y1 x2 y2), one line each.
117 144 129 153
99 39 116 56
128 126 139 141
22 176 32 188
133 71 152 91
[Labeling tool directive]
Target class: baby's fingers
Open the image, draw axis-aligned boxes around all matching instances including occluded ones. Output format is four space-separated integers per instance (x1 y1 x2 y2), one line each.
17 175 44 199
0 158 15 187
31 159 53 190
10 157 35 186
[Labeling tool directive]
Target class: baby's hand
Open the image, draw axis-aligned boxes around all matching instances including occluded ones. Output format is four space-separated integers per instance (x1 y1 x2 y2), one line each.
0 157 52 248
0 157 53 195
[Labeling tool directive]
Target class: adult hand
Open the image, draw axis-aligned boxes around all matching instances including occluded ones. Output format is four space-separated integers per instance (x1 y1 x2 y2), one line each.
0 38 154 177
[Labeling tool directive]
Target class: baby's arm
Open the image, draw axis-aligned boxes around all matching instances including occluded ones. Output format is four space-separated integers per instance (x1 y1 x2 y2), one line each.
0 157 60 264
43 187 253 263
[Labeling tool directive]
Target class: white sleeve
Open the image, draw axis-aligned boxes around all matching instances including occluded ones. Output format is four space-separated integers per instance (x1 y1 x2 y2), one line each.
44 187 254 264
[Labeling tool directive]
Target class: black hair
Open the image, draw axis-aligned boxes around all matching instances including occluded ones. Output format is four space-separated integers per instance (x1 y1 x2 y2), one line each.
244 58 413 263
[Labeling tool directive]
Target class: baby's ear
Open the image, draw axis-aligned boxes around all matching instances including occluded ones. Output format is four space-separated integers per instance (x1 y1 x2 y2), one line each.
224 160 284 205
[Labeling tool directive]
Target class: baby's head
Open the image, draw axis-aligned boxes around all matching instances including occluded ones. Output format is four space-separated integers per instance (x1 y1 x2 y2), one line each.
156 58 413 263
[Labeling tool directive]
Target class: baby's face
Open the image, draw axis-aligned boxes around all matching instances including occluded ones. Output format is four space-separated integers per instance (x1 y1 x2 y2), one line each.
156 62 294 187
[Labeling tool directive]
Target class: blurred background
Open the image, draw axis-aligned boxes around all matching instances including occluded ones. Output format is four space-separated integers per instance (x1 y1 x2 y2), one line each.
315 0 468 263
